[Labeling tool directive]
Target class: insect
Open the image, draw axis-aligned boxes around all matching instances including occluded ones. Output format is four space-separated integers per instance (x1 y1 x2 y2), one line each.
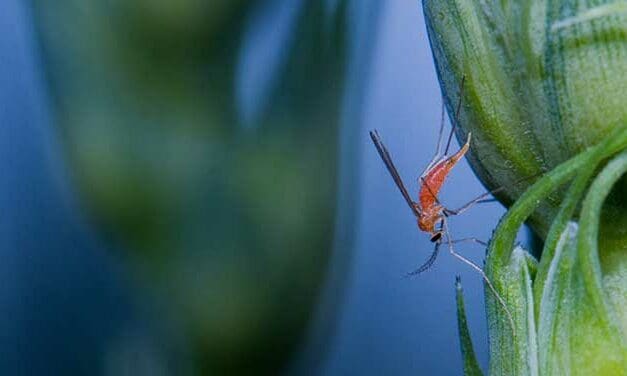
369 80 516 333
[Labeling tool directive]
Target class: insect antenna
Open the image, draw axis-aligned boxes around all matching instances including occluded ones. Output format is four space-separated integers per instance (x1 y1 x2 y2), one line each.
405 241 441 277
405 221 445 277
444 76 466 156
370 130 421 216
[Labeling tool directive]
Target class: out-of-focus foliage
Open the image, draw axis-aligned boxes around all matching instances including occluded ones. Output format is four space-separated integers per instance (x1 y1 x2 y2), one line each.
31 0 348 374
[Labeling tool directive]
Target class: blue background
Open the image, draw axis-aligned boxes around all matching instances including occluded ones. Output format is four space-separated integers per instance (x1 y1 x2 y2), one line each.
0 1 516 374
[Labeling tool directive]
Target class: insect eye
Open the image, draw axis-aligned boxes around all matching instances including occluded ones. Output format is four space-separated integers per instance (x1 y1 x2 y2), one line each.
430 232 442 243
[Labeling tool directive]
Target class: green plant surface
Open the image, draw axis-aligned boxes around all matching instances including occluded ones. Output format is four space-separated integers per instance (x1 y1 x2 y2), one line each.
456 277 485 376
423 1 627 374
423 0 627 237
455 125 627 375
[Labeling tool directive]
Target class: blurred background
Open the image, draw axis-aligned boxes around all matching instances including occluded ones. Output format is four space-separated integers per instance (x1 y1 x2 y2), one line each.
0 0 515 374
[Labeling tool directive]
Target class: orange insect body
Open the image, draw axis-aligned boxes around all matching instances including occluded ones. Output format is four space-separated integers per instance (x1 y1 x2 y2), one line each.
369 113 517 334
417 134 471 234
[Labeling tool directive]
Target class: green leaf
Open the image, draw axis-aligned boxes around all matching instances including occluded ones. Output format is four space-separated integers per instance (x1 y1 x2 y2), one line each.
488 125 627 271
536 222 578 374
537 219 627 375
484 126 627 375
424 2 627 374
533 123 622 316
485 246 538 376
423 0 627 236
423 0 544 183
536 152 627 375
576 151 627 364
455 277 484 376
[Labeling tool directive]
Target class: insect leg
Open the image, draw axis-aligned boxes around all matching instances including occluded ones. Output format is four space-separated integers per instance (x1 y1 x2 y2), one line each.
472 198 498 204
423 100 447 172
405 220 445 277
442 217 516 336
443 191 497 217
444 171 544 217
444 75 466 156
450 237 488 247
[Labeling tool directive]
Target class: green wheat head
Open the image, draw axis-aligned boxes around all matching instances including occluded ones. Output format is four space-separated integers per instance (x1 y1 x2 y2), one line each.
423 1 627 374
